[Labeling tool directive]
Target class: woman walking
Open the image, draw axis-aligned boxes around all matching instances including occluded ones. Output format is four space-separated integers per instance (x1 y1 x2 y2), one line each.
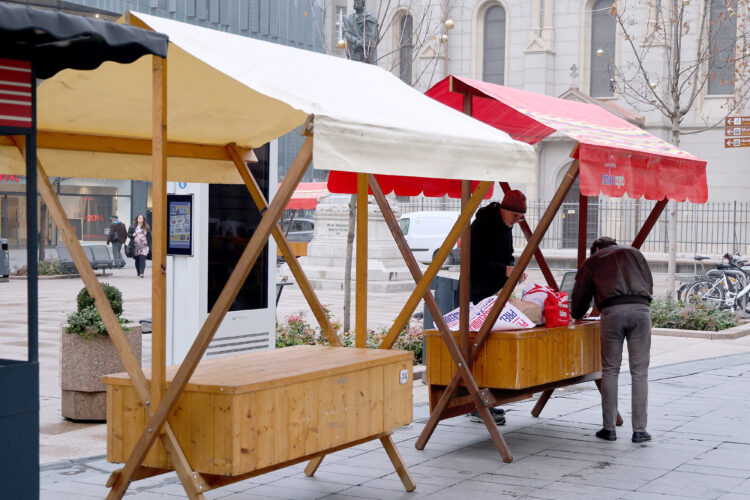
128 214 151 278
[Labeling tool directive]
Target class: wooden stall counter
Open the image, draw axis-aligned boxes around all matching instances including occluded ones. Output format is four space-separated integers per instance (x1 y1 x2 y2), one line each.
425 320 601 390
104 345 413 479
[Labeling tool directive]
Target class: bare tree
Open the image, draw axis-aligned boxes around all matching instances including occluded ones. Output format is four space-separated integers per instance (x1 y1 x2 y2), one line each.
611 0 750 298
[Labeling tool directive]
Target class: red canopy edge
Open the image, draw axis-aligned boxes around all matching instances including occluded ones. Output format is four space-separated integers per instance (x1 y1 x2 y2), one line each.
327 171 494 199
281 182 330 209
425 75 708 203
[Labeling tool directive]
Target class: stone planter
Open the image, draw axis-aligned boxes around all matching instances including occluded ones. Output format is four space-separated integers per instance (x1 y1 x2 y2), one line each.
61 324 141 421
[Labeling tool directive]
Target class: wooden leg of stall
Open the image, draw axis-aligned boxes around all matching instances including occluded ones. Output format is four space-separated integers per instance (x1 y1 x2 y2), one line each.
594 379 624 426
633 198 668 249
578 192 588 269
416 159 581 457
12 137 206 499
380 433 416 492
499 182 559 291
356 173 368 347
459 181 471 360
109 137 313 498
379 182 492 350
225 143 341 346
368 176 513 462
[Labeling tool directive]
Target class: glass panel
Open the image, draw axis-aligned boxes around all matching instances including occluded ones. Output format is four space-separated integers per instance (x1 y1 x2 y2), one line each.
708 0 737 94
590 0 616 97
483 6 506 85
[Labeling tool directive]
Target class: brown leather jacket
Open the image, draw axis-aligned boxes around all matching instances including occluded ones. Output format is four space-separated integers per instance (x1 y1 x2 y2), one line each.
106 220 127 244
571 245 653 319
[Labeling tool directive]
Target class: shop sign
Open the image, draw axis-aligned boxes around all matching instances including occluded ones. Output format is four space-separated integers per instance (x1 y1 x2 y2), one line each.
725 126 750 137
725 137 750 148
0 174 20 183
725 116 750 126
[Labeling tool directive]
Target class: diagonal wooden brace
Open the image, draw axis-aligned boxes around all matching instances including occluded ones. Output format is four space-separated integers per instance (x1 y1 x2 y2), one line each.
225 143 341 347
498 182 559 291
368 176 513 462
379 181 492 350
416 160 581 456
11 137 205 499
632 198 668 249
109 136 314 497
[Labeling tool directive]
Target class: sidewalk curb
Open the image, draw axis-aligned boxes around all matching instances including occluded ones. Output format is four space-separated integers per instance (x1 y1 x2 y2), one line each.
653 322 750 339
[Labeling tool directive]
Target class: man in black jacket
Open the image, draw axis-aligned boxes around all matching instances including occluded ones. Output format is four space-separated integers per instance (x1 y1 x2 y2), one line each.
571 236 653 443
469 189 527 304
467 189 526 425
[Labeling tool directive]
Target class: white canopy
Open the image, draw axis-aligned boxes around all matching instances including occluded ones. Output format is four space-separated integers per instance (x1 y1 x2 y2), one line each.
0 11 534 184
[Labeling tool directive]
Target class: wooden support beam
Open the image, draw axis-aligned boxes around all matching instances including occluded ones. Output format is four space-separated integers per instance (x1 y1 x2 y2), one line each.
417 158 581 456
499 182 558 291
0 132 257 163
356 173 368 347
151 54 167 410
459 180 471 361
578 192 588 269
380 434 416 492
11 137 203 500
379 181 492 350
632 198 668 249
110 136 313 496
225 143 341 347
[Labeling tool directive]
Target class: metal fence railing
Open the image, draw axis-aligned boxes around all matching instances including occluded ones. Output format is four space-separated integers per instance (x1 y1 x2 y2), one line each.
398 199 750 256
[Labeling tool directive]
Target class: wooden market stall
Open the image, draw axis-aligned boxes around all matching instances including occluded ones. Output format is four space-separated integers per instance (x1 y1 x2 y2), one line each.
1 8 538 499
369 75 706 463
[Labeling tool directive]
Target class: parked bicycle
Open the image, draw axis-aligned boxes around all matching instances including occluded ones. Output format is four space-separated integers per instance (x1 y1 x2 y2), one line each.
679 254 750 315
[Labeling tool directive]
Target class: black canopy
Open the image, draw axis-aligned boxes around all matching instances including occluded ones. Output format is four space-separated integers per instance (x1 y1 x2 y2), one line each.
0 3 168 79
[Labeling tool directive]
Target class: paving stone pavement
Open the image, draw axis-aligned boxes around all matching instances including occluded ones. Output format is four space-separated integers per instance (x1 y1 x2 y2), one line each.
39 352 750 499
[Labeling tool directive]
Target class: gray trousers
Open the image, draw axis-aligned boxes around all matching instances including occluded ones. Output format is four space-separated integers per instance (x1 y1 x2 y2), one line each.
599 303 651 432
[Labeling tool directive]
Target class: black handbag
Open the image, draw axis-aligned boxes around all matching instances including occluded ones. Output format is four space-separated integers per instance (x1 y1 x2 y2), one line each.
125 239 135 258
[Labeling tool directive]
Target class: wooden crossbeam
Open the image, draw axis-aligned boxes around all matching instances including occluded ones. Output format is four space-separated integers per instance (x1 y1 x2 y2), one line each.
578 192 588 269
498 182 559 291
378 182 491 350
224 143 341 346
0 132 257 162
416 159 581 457
109 136 313 496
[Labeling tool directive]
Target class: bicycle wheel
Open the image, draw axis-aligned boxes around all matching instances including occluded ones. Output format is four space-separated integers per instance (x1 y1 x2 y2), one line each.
683 279 725 309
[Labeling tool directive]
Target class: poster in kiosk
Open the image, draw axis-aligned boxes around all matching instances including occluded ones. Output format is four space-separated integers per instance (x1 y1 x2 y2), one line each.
165 142 277 364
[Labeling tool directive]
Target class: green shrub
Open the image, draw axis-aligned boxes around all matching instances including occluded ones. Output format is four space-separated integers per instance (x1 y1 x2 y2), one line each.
66 284 128 339
12 259 62 276
276 312 423 364
77 283 122 316
651 297 741 331
66 306 129 340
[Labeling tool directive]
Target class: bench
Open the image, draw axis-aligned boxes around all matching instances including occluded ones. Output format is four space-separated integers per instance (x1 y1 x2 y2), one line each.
84 245 114 275
55 245 77 276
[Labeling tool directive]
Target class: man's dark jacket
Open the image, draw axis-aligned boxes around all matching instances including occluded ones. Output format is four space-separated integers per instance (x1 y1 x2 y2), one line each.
571 244 653 319
107 220 127 244
470 202 514 304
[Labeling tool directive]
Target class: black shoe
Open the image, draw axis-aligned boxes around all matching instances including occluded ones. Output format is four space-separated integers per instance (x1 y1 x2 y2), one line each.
595 428 617 441
469 411 506 425
632 431 651 443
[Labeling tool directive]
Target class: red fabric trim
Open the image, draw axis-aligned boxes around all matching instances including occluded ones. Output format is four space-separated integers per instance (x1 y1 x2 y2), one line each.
327 171 494 199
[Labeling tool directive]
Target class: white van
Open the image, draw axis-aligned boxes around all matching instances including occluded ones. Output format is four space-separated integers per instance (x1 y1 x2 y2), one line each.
399 211 461 264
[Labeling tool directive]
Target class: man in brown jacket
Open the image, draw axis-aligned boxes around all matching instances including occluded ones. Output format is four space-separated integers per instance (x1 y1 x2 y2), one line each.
106 215 127 268
571 236 653 444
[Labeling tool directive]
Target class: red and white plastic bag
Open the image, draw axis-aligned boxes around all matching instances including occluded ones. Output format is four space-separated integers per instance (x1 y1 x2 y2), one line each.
522 283 570 327
442 296 534 332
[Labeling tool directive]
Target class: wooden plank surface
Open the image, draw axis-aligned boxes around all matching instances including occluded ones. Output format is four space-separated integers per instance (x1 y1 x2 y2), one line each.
424 321 601 389
104 346 411 394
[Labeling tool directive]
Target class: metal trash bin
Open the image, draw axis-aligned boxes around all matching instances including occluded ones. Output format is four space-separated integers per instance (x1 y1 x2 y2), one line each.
423 273 460 330
0 239 9 281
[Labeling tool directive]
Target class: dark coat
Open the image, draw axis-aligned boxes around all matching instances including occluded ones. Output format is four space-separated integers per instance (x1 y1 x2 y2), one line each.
106 220 127 244
469 202 514 304
570 244 653 319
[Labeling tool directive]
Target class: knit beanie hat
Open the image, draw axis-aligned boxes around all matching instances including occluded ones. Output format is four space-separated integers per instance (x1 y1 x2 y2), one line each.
500 190 527 213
